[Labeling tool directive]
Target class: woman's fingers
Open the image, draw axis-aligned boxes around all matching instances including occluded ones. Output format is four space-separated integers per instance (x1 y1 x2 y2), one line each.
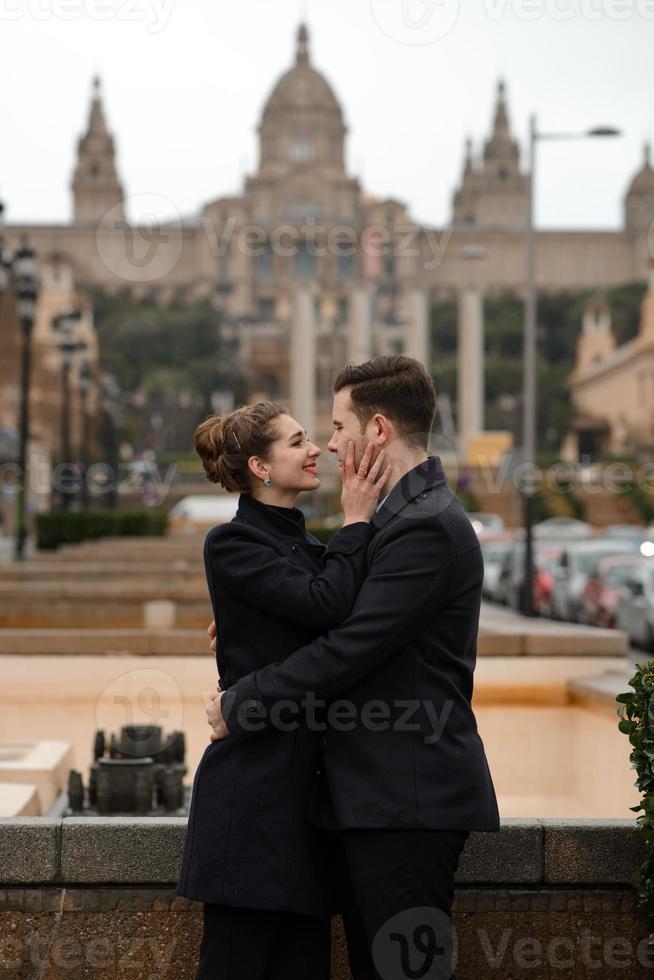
376 463 393 489
343 439 355 480
367 448 386 479
356 441 374 478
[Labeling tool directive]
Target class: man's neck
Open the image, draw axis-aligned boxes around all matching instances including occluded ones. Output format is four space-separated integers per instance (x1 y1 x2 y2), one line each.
378 448 429 500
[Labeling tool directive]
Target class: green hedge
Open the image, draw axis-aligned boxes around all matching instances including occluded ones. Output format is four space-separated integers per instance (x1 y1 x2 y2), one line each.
454 486 479 514
35 509 168 551
623 481 654 525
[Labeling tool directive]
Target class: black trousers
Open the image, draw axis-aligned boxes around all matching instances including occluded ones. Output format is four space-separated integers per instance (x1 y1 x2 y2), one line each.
336 828 470 980
194 903 331 980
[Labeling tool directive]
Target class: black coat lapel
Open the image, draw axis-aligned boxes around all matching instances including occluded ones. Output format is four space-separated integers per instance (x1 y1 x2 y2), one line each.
372 455 448 531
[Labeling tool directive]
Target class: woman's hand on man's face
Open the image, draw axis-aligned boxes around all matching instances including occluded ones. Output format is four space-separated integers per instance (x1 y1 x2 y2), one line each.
340 440 392 526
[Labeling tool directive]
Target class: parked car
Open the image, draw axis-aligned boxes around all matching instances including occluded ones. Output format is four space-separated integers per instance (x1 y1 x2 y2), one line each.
580 554 646 628
532 517 592 543
468 512 505 536
168 494 239 531
480 535 513 603
615 559 654 650
600 524 648 541
497 541 562 613
533 546 564 618
550 539 643 623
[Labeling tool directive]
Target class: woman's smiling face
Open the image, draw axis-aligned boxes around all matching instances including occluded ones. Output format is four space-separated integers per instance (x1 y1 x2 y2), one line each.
250 413 322 492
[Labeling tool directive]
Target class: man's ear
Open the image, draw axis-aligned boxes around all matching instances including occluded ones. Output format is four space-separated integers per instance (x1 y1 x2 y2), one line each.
372 413 391 445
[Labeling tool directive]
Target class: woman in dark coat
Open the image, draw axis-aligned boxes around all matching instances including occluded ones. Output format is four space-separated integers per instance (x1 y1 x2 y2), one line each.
176 400 390 980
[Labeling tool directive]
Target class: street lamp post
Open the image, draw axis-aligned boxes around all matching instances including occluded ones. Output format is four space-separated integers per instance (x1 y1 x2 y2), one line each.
79 359 93 510
521 118 621 616
100 369 121 510
52 309 84 510
12 240 40 561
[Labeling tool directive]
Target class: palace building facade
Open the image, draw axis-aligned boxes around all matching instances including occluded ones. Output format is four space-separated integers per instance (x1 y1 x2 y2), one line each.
3 24 653 448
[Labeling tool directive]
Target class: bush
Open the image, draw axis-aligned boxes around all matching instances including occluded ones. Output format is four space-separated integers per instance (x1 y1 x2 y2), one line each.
623 481 654 525
617 662 654 939
35 509 168 551
454 486 479 514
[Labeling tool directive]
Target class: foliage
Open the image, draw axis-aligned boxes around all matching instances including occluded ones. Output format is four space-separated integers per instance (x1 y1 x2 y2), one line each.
35 508 168 550
453 485 479 514
617 661 654 938
528 489 555 524
430 284 645 454
623 481 654 525
538 473 585 521
86 288 246 454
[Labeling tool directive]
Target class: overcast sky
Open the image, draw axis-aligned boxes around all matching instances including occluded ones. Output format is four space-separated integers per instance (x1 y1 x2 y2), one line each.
1 0 652 230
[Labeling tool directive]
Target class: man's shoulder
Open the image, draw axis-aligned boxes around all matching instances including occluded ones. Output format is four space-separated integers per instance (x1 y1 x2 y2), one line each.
374 484 481 557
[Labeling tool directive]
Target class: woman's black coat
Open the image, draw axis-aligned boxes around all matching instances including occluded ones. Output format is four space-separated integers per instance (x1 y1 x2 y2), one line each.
175 493 371 918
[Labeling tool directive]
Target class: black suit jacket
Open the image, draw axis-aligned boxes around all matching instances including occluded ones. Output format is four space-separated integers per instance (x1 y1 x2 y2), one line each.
176 495 372 916
222 456 500 833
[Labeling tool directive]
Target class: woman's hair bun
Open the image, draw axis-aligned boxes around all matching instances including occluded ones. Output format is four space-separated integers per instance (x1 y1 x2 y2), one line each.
193 401 288 494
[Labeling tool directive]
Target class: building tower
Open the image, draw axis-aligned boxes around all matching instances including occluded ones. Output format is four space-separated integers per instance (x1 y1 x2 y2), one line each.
451 80 529 229
574 298 616 375
452 138 482 225
246 22 360 222
624 142 654 233
71 76 125 225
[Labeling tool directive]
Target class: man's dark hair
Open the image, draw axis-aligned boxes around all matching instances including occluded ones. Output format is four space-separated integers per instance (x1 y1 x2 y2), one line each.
333 355 436 450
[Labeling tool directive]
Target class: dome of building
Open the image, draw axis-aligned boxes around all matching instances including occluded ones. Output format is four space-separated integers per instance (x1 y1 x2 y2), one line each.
261 24 344 123
627 142 654 195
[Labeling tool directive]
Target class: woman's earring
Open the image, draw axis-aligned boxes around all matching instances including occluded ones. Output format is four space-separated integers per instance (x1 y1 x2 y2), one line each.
264 476 272 486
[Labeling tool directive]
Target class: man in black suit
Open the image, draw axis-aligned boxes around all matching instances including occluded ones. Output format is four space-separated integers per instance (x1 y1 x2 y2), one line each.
208 355 500 980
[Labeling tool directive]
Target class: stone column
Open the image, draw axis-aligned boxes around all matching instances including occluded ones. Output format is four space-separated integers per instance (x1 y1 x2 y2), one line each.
404 287 429 367
290 284 316 436
457 285 484 455
347 283 373 365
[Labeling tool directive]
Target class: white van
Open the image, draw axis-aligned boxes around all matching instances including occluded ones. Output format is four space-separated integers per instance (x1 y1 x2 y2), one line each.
168 494 239 532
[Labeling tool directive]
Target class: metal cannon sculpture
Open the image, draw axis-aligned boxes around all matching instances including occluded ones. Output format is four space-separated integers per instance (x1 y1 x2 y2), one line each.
67 725 187 815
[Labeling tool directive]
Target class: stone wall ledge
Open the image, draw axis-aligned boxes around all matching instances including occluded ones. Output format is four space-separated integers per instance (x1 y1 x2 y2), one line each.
0 816 644 887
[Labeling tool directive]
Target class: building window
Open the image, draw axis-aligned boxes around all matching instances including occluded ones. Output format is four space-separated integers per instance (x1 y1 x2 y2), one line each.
338 252 354 278
257 242 274 278
336 242 354 279
257 298 275 321
295 242 316 279
291 136 315 162
337 297 349 323
257 373 281 398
